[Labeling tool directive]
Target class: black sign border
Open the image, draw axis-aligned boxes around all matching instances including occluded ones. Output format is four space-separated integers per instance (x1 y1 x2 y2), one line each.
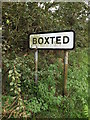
29 30 75 50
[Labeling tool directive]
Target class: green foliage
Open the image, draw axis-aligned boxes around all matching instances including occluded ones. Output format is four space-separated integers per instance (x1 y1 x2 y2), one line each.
2 2 89 119
9 67 21 95
65 48 88 118
2 2 88 55
84 105 88 117
2 48 88 118
2 54 63 118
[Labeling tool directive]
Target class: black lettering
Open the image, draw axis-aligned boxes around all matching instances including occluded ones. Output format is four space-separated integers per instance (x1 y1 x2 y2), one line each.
56 36 61 44
44 37 49 44
38 37 44 44
63 36 69 44
33 38 37 44
50 37 55 44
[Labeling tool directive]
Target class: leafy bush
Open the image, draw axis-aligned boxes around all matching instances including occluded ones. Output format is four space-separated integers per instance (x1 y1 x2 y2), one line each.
2 54 63 118
2 48 88 119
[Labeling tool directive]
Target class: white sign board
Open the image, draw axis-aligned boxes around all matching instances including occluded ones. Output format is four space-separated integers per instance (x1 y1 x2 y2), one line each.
29 31 75 49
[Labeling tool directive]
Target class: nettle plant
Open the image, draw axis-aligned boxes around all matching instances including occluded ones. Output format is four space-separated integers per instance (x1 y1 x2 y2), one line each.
65 49 88 118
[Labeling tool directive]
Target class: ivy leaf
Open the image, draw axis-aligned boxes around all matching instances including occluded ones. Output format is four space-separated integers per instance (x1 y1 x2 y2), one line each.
9 70 13 74
10 82 14 86
6 19 9 24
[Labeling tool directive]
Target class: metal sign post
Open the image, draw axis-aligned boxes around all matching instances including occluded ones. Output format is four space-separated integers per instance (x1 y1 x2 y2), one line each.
64 50 68 96
35 48 38 84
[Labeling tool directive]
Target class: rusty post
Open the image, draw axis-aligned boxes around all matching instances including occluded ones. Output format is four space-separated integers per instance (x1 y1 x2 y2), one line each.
35 48 38 84
63 50 68 96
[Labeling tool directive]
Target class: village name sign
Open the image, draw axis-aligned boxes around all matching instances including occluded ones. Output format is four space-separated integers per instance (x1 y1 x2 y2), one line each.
29 30 75 49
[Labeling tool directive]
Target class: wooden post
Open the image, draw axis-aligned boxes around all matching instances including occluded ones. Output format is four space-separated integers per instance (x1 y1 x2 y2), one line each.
35 48 38 84
63 50 68 96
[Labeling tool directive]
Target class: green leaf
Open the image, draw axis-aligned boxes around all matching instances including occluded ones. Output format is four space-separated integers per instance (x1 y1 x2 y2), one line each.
9 70 13 74
6 19 9 24
10 82 14 86
10 88 13 91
